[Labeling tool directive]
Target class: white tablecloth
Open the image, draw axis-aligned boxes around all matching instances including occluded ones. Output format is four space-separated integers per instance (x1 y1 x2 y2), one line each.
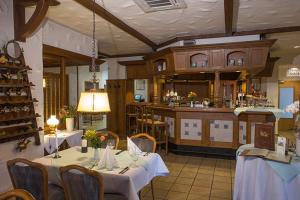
34 147 169 200
44 130 83 154
234 155 300 200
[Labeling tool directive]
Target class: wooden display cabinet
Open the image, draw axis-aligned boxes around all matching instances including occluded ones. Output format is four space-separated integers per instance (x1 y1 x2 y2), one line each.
189 50 210 69
225 48 249 68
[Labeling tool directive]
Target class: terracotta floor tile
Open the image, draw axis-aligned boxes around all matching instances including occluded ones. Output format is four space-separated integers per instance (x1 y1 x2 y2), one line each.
197 168 214 175
170 183 192 193
158 176 177 183
187 194 210 200
166 191 188 200
193 179 212 188
179 171 197 178
189 186 211 196
144 189 168 199
212 181 231 190
153 181 173 190
175 177 194 185
213 175 231 183
195 173 213 182
210 189 232 199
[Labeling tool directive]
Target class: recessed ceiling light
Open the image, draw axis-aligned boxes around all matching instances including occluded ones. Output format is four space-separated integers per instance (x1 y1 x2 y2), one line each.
294 46 300 49
236 71 241 72
200 72 205 74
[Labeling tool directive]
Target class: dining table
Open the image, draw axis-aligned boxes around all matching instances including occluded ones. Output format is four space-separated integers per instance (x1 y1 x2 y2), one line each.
34 146 169 200
44 130 83 154
234 144 300 200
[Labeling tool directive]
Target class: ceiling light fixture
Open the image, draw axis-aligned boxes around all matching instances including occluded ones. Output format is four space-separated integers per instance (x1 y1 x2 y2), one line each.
294 46 300 49
77 0 111 114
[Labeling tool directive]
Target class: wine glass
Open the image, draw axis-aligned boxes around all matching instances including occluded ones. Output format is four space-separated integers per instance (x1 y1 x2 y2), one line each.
107 139 115 150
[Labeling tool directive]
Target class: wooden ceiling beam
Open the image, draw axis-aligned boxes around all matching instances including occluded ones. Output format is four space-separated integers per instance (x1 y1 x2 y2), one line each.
15 0 60 7
43 44 105 65
73 0 157 50
14 0 51 41
224 0 234 35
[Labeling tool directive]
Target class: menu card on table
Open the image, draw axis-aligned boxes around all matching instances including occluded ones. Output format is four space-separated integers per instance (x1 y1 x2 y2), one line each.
240 149 292 164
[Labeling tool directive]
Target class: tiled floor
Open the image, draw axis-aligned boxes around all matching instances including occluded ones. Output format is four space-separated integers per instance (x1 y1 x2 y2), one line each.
140 152 236 200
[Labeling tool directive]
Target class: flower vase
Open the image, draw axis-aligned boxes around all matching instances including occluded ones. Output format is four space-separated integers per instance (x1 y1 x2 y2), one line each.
93 148 100 161
190 101 194 108
66 118 74 132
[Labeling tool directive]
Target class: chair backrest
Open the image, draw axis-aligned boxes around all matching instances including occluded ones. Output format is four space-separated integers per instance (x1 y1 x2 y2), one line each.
7 158 48 200
60 165 104 200
130 133 156 153
0 189 36 200
97 131 120 149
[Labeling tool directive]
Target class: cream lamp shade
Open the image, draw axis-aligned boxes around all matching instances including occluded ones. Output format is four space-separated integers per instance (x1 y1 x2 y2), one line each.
77 92 111 113
47 115 59 126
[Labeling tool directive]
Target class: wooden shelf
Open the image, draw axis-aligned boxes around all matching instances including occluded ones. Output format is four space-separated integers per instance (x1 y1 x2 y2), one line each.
0 113 41 123
0 127 42 144
0 63 31 70
0 82 35 87
0 98 38 105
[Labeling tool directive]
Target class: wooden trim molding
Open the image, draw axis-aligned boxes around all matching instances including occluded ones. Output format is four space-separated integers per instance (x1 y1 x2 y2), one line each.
224 0 234 35
118 60 146 66
43 44 105 65
14 0 50 41
156 26 300 49
73 0 157 50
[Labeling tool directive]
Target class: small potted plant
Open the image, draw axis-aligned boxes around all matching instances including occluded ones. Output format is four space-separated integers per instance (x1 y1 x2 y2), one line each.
188 91 197 107
64 105 77 132
84 129 106 161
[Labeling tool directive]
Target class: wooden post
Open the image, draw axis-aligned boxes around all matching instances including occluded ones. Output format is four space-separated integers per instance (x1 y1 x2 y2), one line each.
152 76 159 104
60 57 66 107
214 71 220 99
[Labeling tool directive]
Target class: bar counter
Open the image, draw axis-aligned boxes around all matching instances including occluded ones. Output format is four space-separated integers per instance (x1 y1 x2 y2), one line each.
128 103 277 156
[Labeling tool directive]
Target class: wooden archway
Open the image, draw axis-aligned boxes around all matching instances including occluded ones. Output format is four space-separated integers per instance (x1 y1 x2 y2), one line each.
14 0 60 41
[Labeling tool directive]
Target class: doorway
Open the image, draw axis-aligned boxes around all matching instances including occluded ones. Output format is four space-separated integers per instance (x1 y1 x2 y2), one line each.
278 81 300 131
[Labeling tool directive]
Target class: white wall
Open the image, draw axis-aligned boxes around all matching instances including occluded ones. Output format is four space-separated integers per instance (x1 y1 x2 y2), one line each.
0 0 44 192
43 19 97 57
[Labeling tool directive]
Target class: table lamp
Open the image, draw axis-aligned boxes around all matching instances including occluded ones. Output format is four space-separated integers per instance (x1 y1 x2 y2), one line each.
47 115 61 159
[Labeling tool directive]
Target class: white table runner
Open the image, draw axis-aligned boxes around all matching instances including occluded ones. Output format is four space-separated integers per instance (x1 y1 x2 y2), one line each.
34 147 169 200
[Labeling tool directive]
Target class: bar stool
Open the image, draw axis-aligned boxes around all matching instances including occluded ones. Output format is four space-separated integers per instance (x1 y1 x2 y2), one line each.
126 105 138 136
143 107 169 154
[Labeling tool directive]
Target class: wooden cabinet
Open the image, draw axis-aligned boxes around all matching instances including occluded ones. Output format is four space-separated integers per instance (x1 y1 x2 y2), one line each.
250 47 269 68
174 52 188 71
210 49 225 69
225 48 249 68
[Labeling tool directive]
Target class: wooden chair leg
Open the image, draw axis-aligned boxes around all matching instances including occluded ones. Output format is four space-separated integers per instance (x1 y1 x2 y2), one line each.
151 180 155 200
165 128 168 155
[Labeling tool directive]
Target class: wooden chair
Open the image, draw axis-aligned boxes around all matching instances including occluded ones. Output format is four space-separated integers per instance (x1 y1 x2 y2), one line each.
130 133 156 200
7 158 65 200
0 189 35 200
142 107 169 154
59 165 127 200
97 131 120 149
126 104 138 136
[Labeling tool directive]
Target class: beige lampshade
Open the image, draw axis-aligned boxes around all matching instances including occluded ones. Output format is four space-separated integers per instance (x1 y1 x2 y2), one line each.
77 92 111 113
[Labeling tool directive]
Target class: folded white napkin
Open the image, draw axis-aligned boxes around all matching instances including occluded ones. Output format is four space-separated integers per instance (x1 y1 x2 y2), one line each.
98 146 119 170
127 137 142 156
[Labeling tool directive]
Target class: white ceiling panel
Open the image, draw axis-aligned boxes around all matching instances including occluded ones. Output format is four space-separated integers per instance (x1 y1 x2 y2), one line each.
44 0 152 55
237 0 300 32
99 0 225 43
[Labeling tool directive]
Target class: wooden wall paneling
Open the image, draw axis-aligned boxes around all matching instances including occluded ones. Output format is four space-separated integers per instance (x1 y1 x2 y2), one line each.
210 49 225 68
60 57 66 106
232 120 239 148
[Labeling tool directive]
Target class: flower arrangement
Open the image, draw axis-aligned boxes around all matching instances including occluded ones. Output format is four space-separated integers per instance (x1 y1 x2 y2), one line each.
84 129 106 148
188 91 197 101
59 105 77 119
285 100 300 139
